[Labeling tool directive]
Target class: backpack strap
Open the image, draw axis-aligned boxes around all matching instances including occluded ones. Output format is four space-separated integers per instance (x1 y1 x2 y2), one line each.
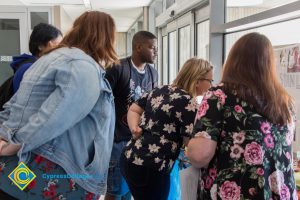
148 65 158 88
0 76 14 111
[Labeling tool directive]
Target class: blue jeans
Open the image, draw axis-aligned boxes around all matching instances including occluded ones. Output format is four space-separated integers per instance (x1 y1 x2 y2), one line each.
107 141 131 199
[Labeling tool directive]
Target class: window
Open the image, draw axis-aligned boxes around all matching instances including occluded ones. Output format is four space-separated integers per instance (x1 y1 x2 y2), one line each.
226 0 298 22
30 12 49 29
168 31 177 83
197 20 209 60
162 36 169 85
225 18 300 56
126 17 143 56
0 19 20 84
179 25 190 67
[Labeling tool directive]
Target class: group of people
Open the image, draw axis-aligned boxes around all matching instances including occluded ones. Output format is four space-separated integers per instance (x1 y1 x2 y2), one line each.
0 10 297 200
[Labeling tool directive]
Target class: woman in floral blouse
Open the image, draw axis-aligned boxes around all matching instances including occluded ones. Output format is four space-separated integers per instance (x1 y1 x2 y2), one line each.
120 57 214 200
187 32 297 200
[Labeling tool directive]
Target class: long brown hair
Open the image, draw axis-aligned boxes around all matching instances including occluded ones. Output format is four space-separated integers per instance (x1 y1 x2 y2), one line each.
173 57 213 97
54 11 118 68
222 32 293 125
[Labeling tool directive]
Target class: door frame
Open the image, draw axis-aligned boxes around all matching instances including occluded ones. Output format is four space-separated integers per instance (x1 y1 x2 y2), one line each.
0 12 28 54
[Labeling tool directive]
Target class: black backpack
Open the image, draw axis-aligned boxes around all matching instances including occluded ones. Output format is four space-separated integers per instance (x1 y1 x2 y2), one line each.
0 58 35 111
0 76 14 111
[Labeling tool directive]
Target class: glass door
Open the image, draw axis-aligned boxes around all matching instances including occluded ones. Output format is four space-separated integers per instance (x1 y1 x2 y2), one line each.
179 25 190 68
168 31 177 83
0 13 27 85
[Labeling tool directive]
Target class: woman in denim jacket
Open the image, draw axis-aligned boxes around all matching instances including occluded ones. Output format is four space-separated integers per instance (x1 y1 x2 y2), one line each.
0 11 118 200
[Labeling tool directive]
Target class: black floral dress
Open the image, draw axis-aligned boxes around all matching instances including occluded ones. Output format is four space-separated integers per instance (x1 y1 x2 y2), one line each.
122 85 198 174
193 85 297 200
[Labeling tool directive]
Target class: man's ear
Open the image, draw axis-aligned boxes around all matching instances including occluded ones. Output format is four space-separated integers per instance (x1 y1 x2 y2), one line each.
136 43 143 52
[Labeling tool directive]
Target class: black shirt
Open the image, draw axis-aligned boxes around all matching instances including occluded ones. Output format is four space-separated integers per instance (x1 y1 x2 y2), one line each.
105 57 158 142
122 85 197 174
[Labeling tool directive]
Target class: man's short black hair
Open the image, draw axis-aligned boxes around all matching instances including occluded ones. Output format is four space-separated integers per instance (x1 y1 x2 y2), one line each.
29 23 62 56
132 31 157 49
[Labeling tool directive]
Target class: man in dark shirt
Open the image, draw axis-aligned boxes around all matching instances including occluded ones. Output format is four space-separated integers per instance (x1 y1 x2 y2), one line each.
105 31 158 200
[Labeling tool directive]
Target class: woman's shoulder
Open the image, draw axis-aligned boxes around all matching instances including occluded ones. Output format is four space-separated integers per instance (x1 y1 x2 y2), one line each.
152 85 192 100
52 47 99 67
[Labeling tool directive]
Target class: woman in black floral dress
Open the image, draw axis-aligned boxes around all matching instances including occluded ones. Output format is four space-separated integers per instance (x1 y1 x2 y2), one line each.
120 57 214 200
187 32 297 200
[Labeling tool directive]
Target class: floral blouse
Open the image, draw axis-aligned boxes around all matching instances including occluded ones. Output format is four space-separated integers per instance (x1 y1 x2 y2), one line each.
193 86 297 200
122 85 197 174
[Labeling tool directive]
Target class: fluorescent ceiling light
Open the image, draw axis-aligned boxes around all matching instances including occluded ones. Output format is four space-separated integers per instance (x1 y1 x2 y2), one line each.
227 0 263 7
91 0 152 10
82 0 91 9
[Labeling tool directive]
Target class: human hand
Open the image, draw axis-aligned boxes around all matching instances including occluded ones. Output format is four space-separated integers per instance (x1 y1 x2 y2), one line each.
131 126 142 139
0 139 20 156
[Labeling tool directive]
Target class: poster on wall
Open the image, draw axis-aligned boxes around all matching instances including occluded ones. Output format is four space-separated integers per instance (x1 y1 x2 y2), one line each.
274 44 300 151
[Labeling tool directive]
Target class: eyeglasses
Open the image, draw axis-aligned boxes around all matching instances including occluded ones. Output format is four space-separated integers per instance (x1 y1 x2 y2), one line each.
200 78 214 84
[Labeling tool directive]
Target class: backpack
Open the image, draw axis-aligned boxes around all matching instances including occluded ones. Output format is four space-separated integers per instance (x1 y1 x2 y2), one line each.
0 58 36 111
0 76 14 111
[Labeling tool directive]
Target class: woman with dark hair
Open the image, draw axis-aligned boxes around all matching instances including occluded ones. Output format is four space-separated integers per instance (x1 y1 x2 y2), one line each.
187 32 297 199
0 23 62 112
11 23 62 93
0 11 118 200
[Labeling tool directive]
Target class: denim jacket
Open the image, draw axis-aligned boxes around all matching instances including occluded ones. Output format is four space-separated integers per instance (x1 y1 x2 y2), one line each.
0 47 115 195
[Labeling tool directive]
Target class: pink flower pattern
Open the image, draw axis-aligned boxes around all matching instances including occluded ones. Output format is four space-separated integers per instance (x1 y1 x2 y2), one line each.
268 170 284 194
264 134 275 149
213 89 227 105
205 176 214 189
234 105 243 113
230 144 244 159
285 128 294 145
196 99 209 120
193 86 296 200
249 187 257 196
209 167 217 179
232 131 245 144
244 142 264 165
256 168 264 176
280 184 291 200
219 181 241 200
260 121 271 134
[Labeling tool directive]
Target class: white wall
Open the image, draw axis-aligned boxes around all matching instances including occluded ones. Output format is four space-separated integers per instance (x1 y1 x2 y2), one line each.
59 6 73 35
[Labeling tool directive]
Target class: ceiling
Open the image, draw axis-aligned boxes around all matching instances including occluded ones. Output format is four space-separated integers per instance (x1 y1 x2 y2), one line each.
0 0 153 32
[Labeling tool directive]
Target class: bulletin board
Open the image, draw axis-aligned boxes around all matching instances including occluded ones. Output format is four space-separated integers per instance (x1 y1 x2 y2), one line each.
275 44 300 151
